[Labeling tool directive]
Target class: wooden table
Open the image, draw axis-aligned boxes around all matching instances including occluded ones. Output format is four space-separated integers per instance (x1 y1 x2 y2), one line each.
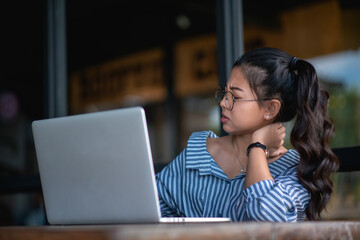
1 221 360 240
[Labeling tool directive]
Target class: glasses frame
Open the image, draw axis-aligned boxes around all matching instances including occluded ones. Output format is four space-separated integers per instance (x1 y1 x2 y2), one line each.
215 89 272 111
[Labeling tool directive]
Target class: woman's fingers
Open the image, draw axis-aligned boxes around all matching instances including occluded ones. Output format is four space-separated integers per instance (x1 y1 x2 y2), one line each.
270 149 284 158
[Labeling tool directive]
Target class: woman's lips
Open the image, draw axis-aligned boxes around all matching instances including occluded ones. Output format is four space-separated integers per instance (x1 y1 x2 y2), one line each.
221 114 229 123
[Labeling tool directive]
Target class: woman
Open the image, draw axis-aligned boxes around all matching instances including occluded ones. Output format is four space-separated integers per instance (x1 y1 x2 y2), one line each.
156 47 339 222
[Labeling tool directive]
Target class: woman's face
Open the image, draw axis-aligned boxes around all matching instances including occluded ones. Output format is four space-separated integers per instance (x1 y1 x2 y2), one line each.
220 67 268 135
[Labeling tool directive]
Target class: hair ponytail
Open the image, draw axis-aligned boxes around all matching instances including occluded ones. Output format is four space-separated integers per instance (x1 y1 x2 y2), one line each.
290 59 339 220
235 47 339 220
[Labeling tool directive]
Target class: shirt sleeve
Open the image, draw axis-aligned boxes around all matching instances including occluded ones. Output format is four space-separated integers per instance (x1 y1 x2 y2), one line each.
155 149 186 217
242 170 310 222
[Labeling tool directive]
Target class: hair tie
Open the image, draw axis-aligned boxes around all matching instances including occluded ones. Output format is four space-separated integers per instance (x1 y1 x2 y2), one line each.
289 57 299 71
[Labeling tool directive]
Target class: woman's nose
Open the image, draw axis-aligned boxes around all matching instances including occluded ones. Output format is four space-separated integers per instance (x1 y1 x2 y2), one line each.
219 95 226 109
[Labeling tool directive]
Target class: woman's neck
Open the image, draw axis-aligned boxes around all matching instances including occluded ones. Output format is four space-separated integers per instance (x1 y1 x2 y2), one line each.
229 133 253 154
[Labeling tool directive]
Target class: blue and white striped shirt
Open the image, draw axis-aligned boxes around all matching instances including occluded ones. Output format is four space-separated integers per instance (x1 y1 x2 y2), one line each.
156 131 310 222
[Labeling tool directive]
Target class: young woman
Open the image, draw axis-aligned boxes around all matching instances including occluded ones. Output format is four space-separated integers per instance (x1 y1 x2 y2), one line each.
156 47 339 222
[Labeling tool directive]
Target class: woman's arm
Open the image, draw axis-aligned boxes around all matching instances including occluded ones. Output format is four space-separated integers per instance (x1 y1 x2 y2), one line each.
243 172 310 222
244 148 274 189
156 149 187 217
244 122 286 189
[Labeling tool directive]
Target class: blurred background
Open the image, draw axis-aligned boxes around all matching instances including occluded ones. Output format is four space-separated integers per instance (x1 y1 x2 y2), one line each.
1 0 359 225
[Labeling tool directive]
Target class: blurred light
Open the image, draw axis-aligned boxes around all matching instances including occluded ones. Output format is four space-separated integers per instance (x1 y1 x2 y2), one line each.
0 91 19 122
176 14 191 30
308 48 360 93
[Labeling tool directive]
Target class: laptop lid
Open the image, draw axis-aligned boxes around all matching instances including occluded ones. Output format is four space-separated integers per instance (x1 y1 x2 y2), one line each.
32 107 162 224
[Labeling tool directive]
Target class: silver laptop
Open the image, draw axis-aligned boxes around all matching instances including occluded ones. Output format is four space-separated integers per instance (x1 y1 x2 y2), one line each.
32 107 230 224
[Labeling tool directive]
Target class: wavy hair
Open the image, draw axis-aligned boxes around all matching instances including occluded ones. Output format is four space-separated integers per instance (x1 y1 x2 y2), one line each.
233 47 339 220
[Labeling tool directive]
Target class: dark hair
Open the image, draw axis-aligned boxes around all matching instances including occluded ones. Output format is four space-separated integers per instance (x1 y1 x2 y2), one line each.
233 47 339 220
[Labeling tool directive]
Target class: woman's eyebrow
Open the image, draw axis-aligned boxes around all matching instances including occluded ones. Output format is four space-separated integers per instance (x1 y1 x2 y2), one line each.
228 86 244 92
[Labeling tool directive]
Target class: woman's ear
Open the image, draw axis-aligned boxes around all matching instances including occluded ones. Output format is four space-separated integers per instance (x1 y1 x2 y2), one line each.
264 99 281 120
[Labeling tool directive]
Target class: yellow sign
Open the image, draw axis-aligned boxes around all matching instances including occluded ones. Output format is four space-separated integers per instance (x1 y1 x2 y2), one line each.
70 48 166 113
175 35 218 97
70 35 219 113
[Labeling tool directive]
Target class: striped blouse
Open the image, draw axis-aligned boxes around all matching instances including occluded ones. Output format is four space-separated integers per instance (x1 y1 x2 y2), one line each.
156 131 310 222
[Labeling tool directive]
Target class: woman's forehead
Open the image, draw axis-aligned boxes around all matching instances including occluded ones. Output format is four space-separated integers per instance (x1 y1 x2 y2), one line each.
226 68 250 90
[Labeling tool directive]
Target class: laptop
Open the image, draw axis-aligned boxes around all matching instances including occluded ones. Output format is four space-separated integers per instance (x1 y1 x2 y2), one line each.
32 106 230 224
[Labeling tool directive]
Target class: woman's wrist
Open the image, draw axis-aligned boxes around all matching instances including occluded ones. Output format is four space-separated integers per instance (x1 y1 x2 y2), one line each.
247 142 269 160
244 147 274 189
251 133 267 145
251 133 262 144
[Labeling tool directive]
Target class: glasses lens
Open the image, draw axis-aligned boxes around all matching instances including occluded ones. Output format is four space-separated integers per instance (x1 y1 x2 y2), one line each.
224 92 233 110
215 90 224 103
215 90 233 110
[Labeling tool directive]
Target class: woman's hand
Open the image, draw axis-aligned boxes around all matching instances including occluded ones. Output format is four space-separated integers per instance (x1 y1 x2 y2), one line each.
251 122 286 158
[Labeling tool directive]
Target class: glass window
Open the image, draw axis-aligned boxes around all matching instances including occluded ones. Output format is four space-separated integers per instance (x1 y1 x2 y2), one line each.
67 1 217 165
2 0 46 226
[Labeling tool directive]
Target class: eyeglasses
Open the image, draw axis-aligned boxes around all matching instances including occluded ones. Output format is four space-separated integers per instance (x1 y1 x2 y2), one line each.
215 89 270 111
